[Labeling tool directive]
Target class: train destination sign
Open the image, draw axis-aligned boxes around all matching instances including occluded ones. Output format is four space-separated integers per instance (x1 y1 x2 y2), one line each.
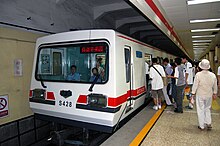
80 46 106 53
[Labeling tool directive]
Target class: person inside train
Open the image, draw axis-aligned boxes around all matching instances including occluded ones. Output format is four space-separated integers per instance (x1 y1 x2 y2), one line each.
89 67 102 83
145 61 152 98
96 61 105 80
145 61 150 87
66 65 80 81
149 58 166 110
191 59 217 130
182 57 194 109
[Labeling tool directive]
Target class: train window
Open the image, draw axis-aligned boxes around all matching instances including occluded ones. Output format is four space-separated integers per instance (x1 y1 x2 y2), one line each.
53 52 62 75
124 48 131 83
35 42 109 84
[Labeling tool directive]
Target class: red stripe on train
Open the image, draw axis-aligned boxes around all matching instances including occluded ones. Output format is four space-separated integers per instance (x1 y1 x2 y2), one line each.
77 86 146 107
108 86 146 107
117 35 160 51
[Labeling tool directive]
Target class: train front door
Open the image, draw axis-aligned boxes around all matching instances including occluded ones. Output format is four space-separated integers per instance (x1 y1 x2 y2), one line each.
124 46 134 113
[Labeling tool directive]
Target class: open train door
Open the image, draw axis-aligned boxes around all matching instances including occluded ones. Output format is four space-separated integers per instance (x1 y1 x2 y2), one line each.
124 46 134 113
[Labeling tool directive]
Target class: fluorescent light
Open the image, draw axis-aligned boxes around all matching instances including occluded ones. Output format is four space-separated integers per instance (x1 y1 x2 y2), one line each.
188 0 220 5
192 40 212 42
192 35 215 38
193 43 210 45
190 18 220 23
193 46 207 48
193 48 207 50
191 28 220 32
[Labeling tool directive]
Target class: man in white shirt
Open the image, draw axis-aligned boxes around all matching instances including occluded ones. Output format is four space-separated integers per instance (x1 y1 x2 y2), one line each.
150 58 166 110
191 59 217 130
182 57 194 109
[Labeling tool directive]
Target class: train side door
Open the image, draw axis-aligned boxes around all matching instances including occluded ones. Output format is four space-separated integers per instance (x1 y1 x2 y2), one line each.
124 46 134 113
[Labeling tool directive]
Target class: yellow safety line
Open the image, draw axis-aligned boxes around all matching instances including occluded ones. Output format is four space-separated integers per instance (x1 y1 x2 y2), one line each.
129 104 166 146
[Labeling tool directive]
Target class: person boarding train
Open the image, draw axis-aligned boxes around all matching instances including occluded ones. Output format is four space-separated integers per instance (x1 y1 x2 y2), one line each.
150 58 166 110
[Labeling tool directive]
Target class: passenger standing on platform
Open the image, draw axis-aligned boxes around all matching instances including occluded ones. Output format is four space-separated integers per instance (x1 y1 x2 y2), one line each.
182 57 194 109
217 65 220 97
170 63 177 107
150 58 166 110
168 58 185 113
191 59 217 130
163 58 173 105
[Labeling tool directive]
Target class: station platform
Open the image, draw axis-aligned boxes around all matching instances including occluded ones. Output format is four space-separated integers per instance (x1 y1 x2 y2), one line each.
101 97 220 146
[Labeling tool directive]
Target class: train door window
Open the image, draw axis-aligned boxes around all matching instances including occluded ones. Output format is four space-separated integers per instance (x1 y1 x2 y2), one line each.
53 52 62 75
124 48 131 83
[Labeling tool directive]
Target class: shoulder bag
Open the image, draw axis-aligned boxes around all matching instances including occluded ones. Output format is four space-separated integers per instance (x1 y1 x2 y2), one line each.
152 65 168 86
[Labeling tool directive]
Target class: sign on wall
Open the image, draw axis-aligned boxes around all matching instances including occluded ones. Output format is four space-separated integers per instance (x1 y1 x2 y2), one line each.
14 59 23 76
0 95 9 118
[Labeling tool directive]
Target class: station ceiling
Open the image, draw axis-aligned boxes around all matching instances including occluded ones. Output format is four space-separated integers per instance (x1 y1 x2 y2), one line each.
1 0 219 60
158 0 220 60
86 0 189 58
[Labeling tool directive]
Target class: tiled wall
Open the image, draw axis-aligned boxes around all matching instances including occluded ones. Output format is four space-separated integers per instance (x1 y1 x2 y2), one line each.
0 115 51 146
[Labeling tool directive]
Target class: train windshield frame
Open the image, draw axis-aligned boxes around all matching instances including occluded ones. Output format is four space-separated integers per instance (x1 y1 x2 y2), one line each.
35 42 109 84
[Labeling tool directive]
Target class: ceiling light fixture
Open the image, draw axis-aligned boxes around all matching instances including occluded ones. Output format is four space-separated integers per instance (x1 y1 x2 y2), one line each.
190 18 220 23
187 0 220 5
193 48 207 50
191 28 220 32
192 40 212 42
193 43 210 45
193 46 207 48
192 35 215 38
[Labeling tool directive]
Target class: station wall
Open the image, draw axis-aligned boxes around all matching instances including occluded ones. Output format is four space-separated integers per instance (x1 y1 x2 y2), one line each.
0 27 43 125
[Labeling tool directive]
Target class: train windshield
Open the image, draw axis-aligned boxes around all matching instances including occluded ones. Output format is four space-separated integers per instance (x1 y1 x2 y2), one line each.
35 42 108 83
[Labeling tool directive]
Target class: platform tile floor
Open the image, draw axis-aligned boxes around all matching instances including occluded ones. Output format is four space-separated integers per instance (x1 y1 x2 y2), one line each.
141 98 220 146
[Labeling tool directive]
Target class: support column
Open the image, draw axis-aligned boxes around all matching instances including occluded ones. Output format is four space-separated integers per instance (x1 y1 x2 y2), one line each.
209 51 214 71
215 46 220 74
206 54 209 59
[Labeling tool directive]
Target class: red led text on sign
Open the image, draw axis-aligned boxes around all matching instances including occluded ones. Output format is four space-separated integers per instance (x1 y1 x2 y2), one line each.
81 46 105 53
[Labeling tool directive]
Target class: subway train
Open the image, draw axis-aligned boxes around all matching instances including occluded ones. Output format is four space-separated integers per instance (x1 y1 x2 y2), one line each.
29 29 175 133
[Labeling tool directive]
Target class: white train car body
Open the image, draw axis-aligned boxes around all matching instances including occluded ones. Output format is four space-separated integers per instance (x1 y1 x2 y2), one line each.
29 30 174 133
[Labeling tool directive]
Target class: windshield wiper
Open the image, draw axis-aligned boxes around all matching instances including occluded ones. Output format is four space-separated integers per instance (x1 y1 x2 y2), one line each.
38 74 47 88
88 75 100 92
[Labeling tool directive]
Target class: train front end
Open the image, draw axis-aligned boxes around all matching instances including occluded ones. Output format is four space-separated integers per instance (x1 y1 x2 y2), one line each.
29 30 117 133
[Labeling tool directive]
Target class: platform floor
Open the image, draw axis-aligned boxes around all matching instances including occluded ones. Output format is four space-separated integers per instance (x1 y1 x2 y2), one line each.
101 103 157 146
141 98 220 146
101 97 220 146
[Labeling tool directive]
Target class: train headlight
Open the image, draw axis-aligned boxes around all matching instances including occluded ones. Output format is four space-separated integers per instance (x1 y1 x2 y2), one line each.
32 89 46 99
88 94 107 108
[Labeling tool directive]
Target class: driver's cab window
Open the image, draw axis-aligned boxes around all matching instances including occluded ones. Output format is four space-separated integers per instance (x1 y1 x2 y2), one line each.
36 43 108 83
